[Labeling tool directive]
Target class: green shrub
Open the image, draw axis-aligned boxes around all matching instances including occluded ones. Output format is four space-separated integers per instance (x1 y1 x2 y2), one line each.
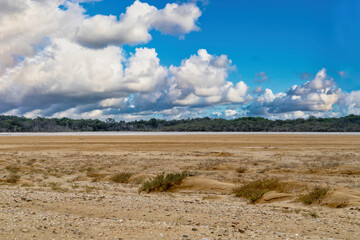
233 178 279 203
110 172 133 183
298 186 329 205
139 172 187 193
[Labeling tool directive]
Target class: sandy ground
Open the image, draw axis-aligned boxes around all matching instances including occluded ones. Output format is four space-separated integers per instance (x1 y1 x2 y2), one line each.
0 134 360 240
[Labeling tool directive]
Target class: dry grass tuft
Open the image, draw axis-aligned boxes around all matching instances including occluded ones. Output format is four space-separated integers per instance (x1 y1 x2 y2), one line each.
110 172 133 183
5 165 20 174
139 172 187 193
236 167 247 174
4 174 20 184
297 186 329 205
233 178 279 203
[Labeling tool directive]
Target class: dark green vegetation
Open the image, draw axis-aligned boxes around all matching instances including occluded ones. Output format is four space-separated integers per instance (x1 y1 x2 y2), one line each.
110 172 133 183
298 187 330 205
0 114 360 132
233 178 280 203
139 172 187 193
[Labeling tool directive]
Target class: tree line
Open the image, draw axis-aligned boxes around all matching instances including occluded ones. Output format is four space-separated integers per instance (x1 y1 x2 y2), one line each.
0 114 359 132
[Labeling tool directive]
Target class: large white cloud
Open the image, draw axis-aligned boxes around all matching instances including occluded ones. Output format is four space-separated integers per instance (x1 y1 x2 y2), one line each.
340 90 360 115
0 0 84 72
168 49 251 106
0 0 201 72
249 68 341 115
74 0 201 48
0 39 168 114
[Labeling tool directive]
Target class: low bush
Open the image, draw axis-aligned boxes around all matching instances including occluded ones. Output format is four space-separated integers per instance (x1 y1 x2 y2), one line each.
139 172 187 193
297 186 329 205
236 167 247 174
5 174 20 183
233 178 279 203
110 172 133 183
5 165 20 174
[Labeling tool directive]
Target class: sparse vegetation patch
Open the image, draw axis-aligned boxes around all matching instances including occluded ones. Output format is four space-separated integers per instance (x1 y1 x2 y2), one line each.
139 172 187 193
5 174 20 184
297 186 329 205
110 172 133 183
233 178 279 203
236 167 247 174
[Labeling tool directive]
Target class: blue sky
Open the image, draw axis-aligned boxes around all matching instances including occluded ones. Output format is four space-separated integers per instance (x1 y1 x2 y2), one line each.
0 0 359 120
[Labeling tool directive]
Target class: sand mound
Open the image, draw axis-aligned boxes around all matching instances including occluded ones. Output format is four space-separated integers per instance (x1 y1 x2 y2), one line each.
276 181 306 193
176 177 235 194
255 181 305 204
129 173 156 184
323 188 360 208
258 191 293 203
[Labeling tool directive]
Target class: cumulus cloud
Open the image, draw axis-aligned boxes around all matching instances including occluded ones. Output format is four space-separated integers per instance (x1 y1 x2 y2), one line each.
168 49 251 106
1 0 359 120
339 90 360 114
0 39 252 119
248 68 342 115
0 0 201 72
0 0 84 72
0 38 168 114
75 1 201 48
225 109 237 117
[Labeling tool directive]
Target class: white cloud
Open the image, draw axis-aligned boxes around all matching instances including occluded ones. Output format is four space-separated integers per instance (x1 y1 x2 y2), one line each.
51 108 115 120
1 0 358 120
225 109 237 117
0 0 84 72
169 49 251 106
0 39 253 119
75 1 201 48
123 48 167 92
340 90 360 115
249 68 341 115
152 2 201 35
0 39 169 115
0 0 201 72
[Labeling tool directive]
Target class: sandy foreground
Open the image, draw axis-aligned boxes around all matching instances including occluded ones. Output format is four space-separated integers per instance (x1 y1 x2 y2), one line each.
0 134 360 240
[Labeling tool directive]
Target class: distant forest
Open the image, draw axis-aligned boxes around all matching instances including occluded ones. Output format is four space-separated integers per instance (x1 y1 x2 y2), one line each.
0 114 360 132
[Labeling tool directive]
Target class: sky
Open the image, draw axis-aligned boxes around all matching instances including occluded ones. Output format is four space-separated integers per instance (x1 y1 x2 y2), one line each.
0 0 359 121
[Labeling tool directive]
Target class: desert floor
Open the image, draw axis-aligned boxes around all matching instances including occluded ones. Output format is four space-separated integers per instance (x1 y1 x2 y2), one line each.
0 134 360 240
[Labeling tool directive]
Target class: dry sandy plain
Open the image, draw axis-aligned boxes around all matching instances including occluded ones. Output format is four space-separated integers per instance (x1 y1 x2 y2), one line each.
1 134 360 240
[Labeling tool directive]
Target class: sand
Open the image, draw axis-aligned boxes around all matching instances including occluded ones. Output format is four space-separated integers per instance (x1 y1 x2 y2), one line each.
0 134 360 239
